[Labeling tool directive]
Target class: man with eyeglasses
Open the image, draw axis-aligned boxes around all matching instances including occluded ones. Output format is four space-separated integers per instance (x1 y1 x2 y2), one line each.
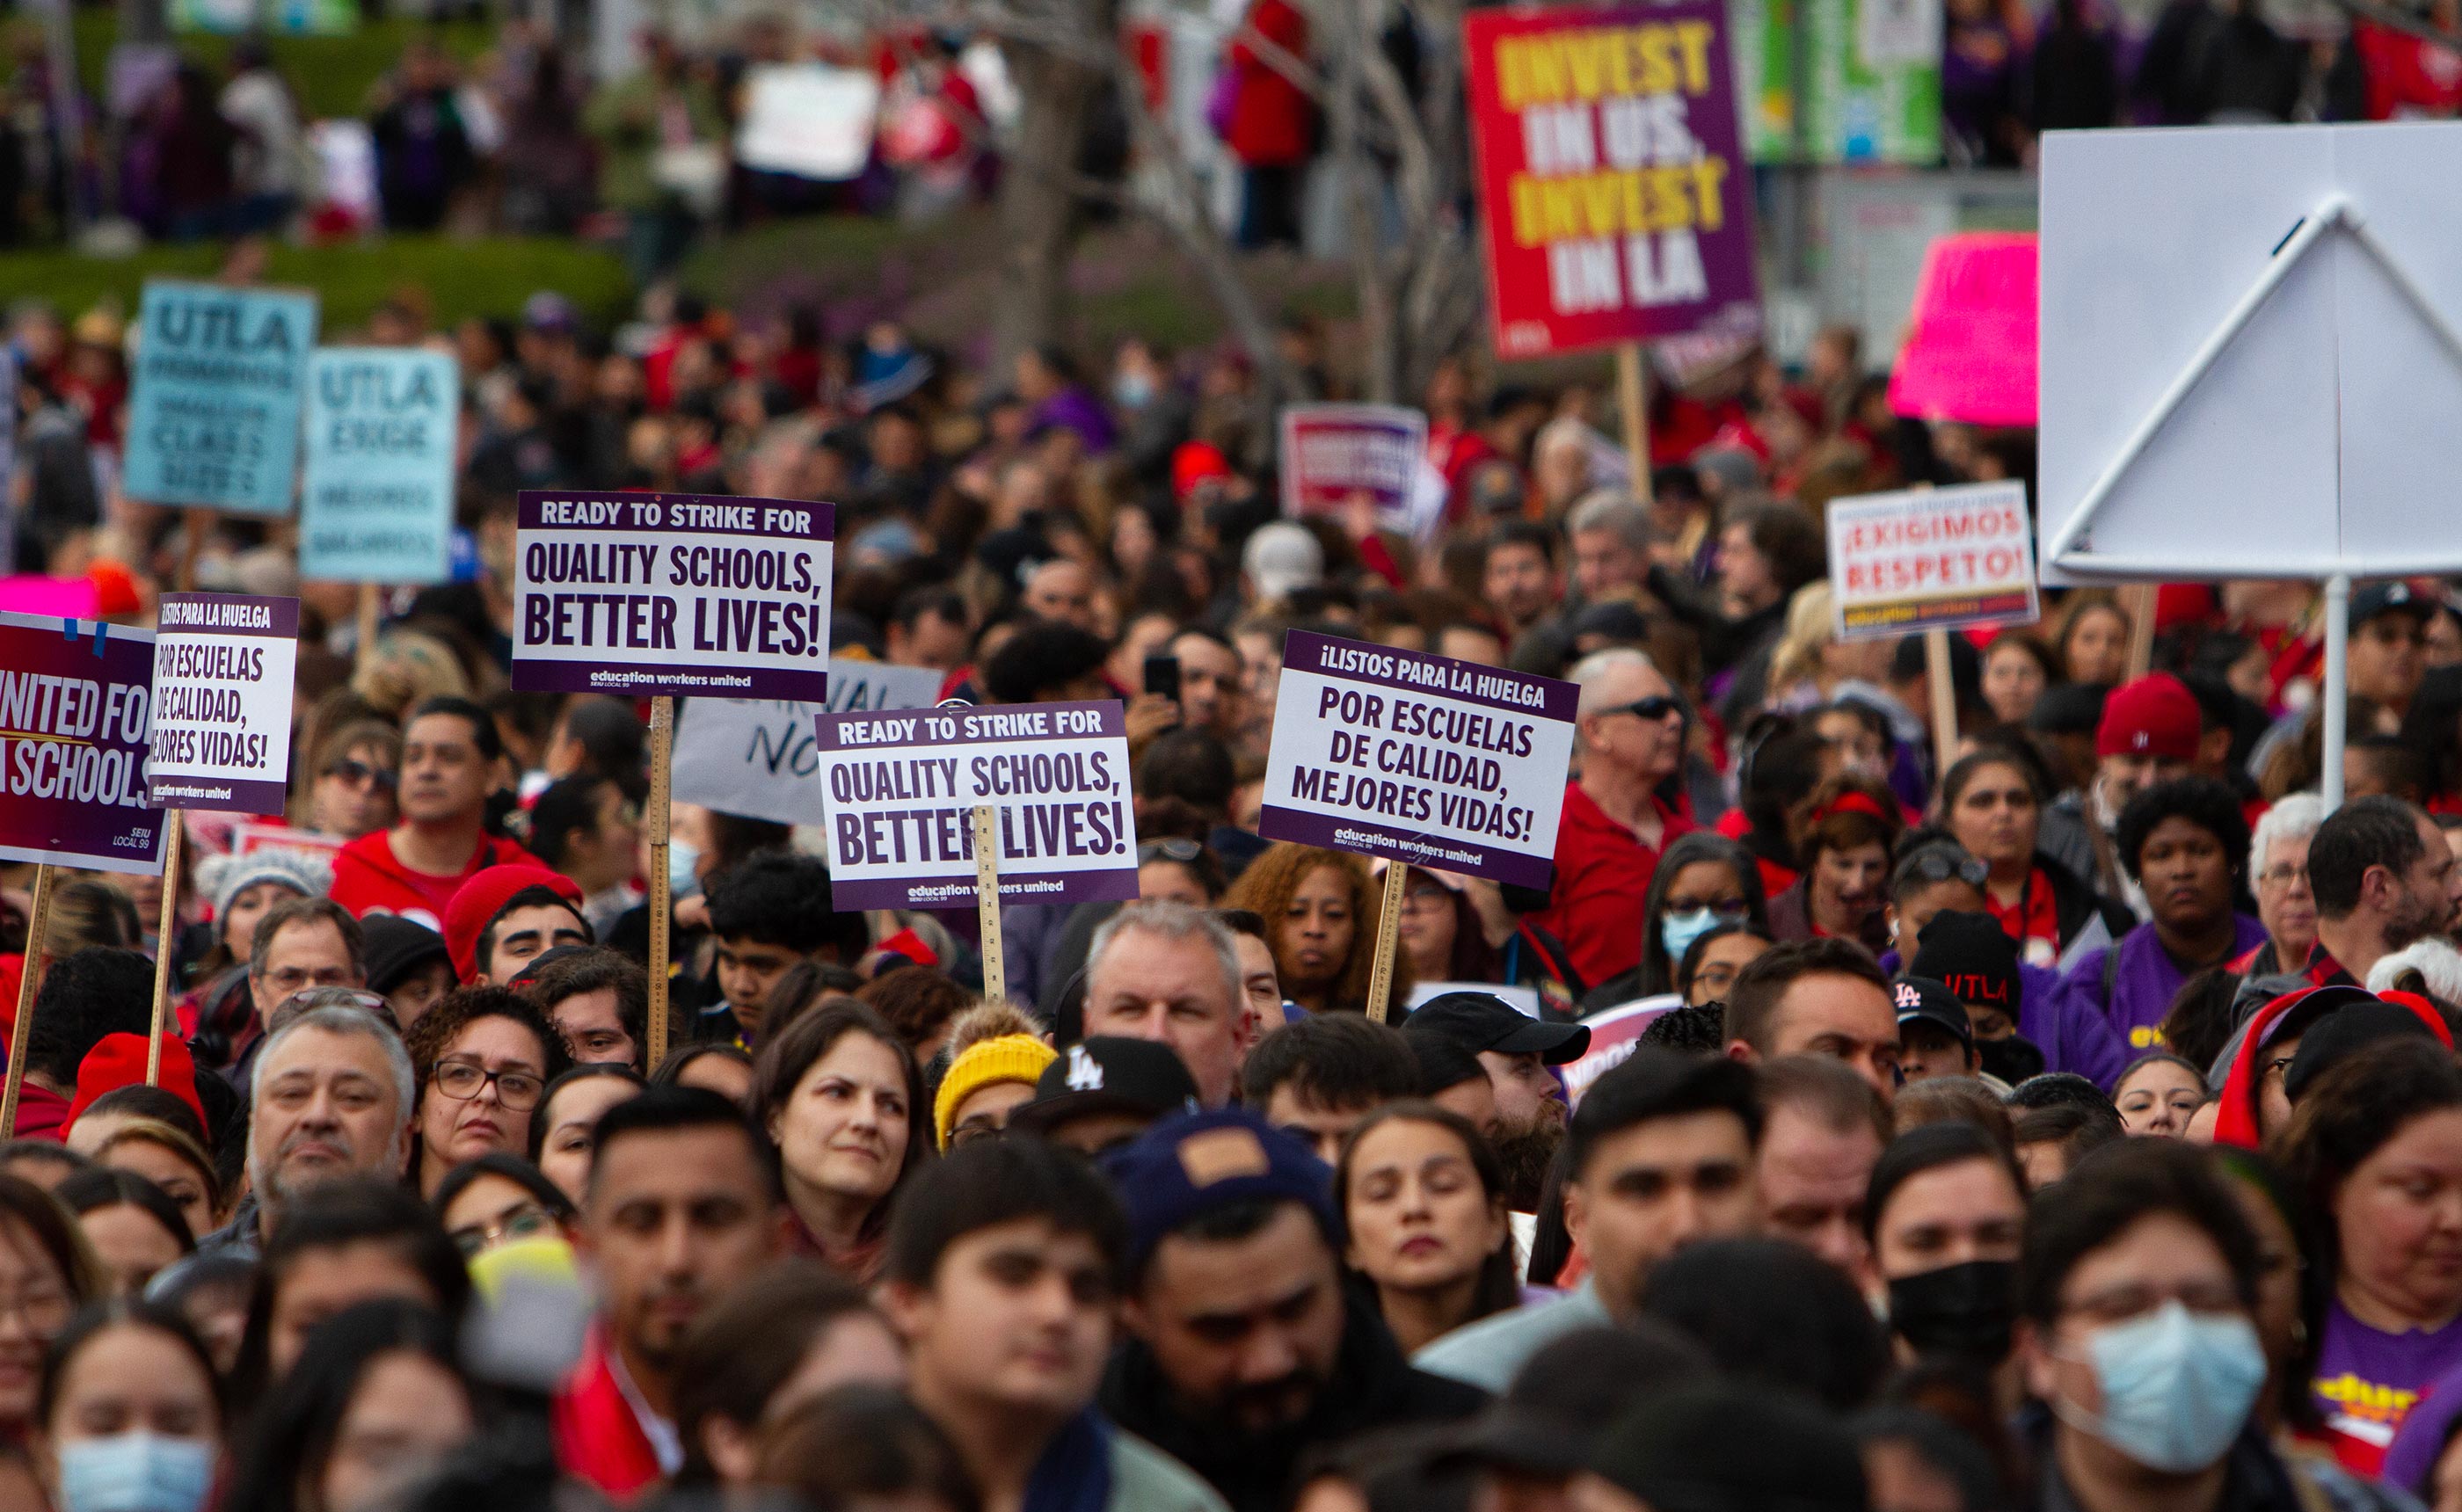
234 898 368 1101
1530 647 1695 985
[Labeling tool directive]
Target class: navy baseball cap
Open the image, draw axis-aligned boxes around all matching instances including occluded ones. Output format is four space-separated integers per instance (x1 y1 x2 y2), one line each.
1105 1109 1335 1273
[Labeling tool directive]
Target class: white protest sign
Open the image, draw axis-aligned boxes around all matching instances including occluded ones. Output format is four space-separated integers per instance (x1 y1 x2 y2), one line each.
814 701 1140 910
674 660 944 827
511 491 836 700
2038 122 2462 585
146 592 299 816
735 63 881 180
1826 481 2037 643
1258 630 1578 890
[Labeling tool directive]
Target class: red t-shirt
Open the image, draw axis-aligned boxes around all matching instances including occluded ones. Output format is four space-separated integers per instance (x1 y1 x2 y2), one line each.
329 830 544 933
1533 781 1696 985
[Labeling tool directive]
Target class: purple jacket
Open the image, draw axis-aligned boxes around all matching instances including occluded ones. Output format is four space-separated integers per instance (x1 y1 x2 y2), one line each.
1881 951 2128 1091
2051 914 2269 1055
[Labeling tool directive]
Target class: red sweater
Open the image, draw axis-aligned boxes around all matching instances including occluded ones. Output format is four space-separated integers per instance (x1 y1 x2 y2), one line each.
329 830 543 933
1531 781 1695 985
552 1324 666 1501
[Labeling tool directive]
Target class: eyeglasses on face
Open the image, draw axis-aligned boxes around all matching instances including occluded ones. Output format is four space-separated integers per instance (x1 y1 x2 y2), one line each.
323 758 398 793
432 1060 545 1110
1599 695 1685 723
450 1203 558 1258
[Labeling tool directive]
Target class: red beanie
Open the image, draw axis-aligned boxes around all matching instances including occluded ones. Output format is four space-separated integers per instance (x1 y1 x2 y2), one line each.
2095 672 2200 761
67 1033 206 1135
443 867 583 984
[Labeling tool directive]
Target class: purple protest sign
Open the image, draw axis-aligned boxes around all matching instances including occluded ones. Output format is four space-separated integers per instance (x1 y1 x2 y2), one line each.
1279 405 1431 534
1258 630 1579 890
511 491 836 701
148 593 300 815
814 701 1140 910
0 614 166 876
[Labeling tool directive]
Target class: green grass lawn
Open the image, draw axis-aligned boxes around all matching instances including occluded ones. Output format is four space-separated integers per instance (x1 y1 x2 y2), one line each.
67 11 494 120
0 233 630 331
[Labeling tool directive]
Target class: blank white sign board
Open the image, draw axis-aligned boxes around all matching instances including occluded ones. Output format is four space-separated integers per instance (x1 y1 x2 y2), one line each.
2037 122 2462 585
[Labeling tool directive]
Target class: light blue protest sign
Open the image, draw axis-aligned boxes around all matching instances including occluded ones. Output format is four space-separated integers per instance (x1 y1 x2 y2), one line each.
123 281 317 516
300 348 459 583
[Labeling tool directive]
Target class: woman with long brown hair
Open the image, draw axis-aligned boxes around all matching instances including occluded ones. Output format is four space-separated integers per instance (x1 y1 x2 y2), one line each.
1223 843 1404 1014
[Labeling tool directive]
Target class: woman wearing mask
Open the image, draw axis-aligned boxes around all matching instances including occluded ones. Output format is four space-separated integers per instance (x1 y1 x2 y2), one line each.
1581 832 1767 1012
1769 774 1900 952
1225 844 1401 1014
33 1302 224 1512
2278 1037 2462 1476
223 1301 478 1512
1939 746 2132 970
1868 1123 2030 1410
1337 1103 1518 1355
0 1174 99 1441
2015 1139 2400 1512
402 988 572 1198
755 1002 931 1282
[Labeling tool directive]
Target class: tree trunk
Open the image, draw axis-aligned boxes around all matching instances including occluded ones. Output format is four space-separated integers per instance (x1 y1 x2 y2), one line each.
991 39 1099 374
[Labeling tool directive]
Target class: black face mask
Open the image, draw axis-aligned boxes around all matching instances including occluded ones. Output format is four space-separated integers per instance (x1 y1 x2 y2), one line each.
1976 1033 2046 1085
1888 1259 2019 1362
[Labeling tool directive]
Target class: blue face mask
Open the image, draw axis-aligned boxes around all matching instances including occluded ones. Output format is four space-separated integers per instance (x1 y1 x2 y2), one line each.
666 839 703 898
1661 907 1722 964
1112 374 1155 410
2055 1302 2267 1474
56 1432 217 1512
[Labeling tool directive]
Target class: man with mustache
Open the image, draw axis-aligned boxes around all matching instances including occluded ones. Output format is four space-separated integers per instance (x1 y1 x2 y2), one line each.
202 1002 418 1254
1101 1110 1485 1512
1398 992 1588 1212
557 1087 789 1498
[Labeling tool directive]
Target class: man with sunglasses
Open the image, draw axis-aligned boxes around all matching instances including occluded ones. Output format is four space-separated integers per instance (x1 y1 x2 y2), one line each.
1530 648 1695 985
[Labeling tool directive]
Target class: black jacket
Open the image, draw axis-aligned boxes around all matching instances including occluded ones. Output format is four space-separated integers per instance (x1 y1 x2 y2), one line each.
1100 1295 1488 1512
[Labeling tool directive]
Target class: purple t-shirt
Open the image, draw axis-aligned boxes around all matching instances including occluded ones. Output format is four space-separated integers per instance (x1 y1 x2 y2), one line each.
1879 950 2128 1091
2051 913 2268 1051
2312 1298 2462 1475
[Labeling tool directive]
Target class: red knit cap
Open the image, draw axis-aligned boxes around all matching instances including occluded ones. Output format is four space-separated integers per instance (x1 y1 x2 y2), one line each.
67 1033 206 1135
442 867 583 983
2094 672 2200 760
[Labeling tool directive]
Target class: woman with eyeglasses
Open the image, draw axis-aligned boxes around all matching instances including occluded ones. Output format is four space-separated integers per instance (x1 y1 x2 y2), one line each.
1674 921 1774 1007
304 719 403 841
1579 831 1766 1013
431 1152 575 1259
401 987 572 1198
1938 745 2132 970
1768 773 1901 953
1392 863 1587 1014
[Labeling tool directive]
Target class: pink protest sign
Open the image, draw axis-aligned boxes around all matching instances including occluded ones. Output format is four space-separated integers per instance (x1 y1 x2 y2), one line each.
1888 232 2038 428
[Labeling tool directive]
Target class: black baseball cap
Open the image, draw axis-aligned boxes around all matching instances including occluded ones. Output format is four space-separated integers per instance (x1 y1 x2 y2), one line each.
1402 991 1591 1065
1890 976 1974 1055
1008 1036 1200 1132
2351 581 2435 632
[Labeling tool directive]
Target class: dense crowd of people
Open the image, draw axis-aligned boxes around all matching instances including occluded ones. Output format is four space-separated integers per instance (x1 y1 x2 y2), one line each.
6 258 2462 1512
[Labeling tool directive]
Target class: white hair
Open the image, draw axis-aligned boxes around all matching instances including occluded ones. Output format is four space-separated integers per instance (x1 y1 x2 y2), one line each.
2369 939 2462 1002
2250 792 2324 872
1570 646 1664 718
1085 900 1242 1018
1564 491 1651 549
